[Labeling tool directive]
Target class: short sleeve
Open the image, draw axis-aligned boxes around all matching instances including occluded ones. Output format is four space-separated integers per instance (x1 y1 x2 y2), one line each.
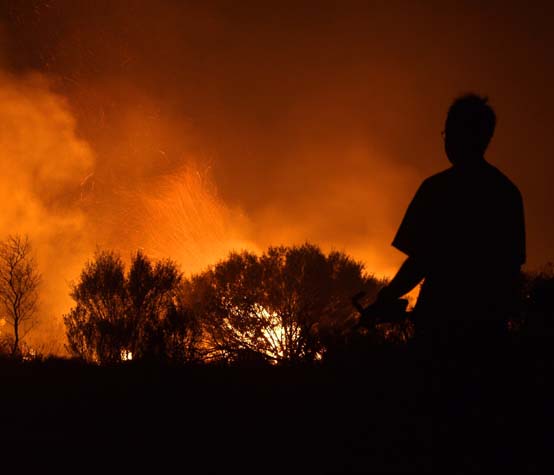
391 180 433 259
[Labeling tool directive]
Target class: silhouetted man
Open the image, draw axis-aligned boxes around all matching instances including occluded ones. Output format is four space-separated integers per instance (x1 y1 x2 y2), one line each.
377 94 525 351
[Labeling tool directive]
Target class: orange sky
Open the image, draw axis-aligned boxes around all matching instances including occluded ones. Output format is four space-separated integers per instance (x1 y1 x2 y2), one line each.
0 1 553 349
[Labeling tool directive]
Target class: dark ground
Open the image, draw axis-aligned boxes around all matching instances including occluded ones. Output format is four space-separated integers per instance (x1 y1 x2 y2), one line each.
0 341 552 473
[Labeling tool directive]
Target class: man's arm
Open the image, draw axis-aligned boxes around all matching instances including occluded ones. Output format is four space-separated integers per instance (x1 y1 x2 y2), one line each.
377 256 426 303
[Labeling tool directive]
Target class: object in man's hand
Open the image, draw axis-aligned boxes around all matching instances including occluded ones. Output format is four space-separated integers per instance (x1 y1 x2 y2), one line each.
352 291 409 328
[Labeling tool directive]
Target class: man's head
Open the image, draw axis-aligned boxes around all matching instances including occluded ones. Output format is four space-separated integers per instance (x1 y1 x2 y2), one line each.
443 94 496 166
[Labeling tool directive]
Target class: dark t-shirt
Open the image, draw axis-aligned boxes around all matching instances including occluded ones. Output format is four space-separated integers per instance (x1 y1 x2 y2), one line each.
392 160 525 324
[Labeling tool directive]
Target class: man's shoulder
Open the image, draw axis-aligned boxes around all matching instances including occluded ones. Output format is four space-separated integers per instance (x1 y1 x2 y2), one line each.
422 163 522 198
419 167 456 189
486 163 522 194
424 167 456 182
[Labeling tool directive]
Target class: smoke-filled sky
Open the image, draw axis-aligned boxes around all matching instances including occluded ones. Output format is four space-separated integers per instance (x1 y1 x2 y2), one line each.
0 1 553 350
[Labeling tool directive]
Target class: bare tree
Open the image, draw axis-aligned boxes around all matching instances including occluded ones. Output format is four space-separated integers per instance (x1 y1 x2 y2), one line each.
0 235 41 357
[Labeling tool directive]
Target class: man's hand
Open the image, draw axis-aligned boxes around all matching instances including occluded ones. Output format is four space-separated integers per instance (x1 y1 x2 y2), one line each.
379 256 426 303
375 285 397 305
356 293 410 327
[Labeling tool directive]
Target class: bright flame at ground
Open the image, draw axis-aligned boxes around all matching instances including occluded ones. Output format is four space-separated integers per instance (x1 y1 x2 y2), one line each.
256 304 294 364
120 350 133 361
228 304 323 364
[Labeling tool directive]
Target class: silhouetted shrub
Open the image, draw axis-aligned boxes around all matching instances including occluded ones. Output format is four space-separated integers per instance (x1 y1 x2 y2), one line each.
180 243 382 365
64 250 201 364
520 263 554 342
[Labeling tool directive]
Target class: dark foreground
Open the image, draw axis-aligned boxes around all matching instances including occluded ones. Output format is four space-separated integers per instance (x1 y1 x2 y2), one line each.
1 341 553 473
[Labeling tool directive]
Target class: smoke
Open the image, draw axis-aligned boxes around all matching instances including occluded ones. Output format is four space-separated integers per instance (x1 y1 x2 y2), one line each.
249 140 418 278
0 70 94 353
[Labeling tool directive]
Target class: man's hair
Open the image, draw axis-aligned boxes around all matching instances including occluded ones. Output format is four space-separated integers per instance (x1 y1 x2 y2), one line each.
445 94 496 152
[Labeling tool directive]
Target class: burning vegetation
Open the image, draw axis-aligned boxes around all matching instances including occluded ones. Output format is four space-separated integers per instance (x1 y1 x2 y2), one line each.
61 243 385 366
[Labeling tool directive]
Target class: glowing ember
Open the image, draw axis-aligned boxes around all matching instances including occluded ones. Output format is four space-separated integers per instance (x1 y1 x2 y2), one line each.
114 166 257 276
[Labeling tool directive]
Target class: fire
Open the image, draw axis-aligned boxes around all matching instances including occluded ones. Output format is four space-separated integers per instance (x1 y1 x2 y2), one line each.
228 304 323 364
117 166 258 276
255 304 293 364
